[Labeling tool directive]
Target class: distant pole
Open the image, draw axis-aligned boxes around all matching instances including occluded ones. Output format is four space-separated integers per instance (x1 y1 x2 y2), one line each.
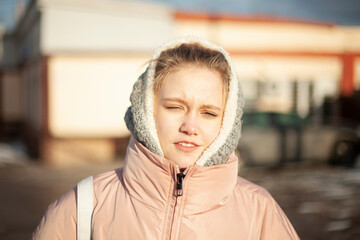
292 80 298 113
308 81 314 117
256 80 262 99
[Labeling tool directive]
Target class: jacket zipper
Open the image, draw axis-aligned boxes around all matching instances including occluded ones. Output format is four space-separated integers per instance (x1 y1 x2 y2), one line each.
175 166 189 197
176 169 185 196
167 166 189 240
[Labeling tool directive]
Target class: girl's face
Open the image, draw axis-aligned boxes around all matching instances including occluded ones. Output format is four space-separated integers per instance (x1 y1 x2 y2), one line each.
154 65 224 168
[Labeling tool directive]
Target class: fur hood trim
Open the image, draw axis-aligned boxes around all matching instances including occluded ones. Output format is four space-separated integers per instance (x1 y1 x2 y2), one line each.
125 36 244 166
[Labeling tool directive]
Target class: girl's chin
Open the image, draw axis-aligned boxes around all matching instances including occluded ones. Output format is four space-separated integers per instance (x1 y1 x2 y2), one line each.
170 156 198 168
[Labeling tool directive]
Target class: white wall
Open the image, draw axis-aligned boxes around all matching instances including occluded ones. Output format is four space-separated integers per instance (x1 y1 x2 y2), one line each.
232 56 341 112
48 55 149 138
217 22 345 52
40 0 174 54
232 56 342 82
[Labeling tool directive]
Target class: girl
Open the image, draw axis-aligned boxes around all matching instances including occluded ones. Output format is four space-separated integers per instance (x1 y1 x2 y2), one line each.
33 37 299 240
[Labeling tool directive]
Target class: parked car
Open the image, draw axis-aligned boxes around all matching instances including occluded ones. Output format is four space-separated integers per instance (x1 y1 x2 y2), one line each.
237 112 360 167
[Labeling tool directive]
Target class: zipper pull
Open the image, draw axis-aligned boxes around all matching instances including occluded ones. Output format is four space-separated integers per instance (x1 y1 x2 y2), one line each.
176 172 185 197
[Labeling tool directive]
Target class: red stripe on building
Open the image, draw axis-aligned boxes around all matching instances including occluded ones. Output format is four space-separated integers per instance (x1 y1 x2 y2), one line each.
341 54 355 97
174 11 335 27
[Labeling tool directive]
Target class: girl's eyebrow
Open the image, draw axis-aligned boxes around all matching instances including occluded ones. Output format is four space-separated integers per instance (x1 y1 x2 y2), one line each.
162 98 222 111
162 97 186 104
200 104 222 112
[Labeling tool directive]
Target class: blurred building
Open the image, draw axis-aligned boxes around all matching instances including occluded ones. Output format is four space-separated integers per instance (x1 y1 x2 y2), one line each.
0 0 360 164
174 12 360 112
0 0 173 164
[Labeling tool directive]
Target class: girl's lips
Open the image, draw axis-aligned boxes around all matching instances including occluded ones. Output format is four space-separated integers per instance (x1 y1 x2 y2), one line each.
174 142 199 152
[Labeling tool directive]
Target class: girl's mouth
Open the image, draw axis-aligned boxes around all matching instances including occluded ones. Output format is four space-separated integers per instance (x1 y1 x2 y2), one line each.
175 142 199 152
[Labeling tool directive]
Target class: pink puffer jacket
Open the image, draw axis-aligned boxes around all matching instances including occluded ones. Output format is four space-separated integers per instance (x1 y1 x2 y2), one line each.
33 137 299 240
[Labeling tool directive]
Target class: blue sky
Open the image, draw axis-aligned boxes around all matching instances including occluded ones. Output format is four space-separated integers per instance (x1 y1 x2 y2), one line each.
1 0 360 33
145 0 360 25
0 0 29 32
0 0 18 30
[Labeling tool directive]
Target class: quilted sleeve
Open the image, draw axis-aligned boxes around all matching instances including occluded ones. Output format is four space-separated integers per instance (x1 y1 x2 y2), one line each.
32 188 77 240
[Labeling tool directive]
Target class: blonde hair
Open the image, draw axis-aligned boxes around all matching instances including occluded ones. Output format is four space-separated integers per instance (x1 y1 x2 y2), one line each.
153 43 230 101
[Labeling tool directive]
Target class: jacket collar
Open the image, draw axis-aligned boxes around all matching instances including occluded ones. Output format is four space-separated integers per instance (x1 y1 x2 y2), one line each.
122 136 239 214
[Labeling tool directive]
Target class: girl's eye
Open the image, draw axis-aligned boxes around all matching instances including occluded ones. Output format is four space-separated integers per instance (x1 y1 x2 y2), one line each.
204 111 218 117
165 106 181 110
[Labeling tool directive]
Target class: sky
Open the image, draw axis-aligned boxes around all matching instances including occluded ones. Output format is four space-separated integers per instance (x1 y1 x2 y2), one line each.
145 0 360 25
0 0 17 31
0 0 29 32
0 0 360 33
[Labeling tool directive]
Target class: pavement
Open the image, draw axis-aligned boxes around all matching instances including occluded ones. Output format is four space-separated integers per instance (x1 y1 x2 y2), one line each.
239 164 360 240
0 143 359 240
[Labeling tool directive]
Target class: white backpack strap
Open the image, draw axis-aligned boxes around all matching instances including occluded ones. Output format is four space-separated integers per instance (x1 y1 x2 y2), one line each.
77 176 94 240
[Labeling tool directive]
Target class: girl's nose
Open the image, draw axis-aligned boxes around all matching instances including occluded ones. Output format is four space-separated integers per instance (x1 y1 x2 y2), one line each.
180 114 199 136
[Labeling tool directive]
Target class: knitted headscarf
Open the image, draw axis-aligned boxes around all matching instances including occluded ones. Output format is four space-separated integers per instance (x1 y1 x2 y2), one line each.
125 36 244 166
